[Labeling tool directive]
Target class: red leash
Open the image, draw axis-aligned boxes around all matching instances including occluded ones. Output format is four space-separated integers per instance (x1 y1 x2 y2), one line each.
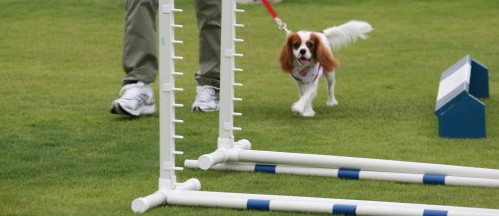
261 0 290 33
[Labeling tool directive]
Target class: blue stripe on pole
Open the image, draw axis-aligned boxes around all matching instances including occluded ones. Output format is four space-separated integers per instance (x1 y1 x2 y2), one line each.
423 209 448 216
423 174 446 185
332 204 357 215
254 164 276 174
337 169 360 180
247 199 271 211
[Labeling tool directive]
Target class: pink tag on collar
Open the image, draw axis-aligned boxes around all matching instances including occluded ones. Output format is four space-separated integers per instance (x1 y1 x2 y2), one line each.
299 69 309 77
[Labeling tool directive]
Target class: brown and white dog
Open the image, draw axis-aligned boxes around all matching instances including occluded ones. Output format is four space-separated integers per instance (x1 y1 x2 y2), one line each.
279 20 373 116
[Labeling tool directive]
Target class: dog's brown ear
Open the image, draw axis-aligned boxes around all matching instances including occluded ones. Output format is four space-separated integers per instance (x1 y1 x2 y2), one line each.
312 33 340 72
279 33 298 73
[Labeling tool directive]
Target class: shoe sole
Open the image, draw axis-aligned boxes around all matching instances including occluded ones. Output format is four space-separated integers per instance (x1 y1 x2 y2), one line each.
110 103 155 116
192 106 218 112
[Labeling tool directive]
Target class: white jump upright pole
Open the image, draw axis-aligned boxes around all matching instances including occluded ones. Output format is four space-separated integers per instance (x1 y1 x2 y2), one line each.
217 0 246 150
130 0 499 215
196 0 251 166
131 0 201 213
197 0 251 167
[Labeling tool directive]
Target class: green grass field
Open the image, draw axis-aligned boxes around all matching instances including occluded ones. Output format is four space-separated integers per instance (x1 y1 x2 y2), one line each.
1 0 498 215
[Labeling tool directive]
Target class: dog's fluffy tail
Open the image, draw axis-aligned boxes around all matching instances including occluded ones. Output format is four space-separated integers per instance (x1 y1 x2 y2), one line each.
323 20 373 50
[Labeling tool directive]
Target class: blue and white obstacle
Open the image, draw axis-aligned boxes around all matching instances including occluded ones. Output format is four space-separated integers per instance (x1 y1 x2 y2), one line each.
195 145 499 180
184 160 499 188
166 190 499 216
132 0 499 214
435 55 489 138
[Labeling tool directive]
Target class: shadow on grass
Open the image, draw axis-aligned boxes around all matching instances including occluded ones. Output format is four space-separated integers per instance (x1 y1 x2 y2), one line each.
111 114 157 122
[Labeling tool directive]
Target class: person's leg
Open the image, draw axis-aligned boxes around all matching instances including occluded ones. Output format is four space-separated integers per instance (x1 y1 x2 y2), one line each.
192 0 221 112
194 0 221 88
122 0 159 85
110 0 158 116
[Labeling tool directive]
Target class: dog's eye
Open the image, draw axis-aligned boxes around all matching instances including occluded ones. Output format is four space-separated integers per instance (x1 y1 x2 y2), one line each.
306 42 314 48
293 43 300 49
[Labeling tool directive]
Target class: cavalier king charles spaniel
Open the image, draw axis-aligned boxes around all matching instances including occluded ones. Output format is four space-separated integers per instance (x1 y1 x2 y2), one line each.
279 20 373 116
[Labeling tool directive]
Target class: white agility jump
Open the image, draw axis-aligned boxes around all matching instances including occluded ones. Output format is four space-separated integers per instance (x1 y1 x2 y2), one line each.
182 0 499 188
132 0 499 214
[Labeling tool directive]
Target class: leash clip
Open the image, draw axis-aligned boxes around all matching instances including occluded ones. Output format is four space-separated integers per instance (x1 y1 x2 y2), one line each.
275 17 291 34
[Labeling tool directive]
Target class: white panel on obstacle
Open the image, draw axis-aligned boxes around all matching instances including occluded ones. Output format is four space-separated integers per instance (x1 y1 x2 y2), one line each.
131 0 499 214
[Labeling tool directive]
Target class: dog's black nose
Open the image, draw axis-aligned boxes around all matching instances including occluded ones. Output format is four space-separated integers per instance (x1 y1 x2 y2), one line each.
299 49 306 55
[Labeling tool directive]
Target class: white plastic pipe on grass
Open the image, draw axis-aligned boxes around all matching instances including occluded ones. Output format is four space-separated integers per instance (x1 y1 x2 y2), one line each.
185 160 499 188
197 148 499 180
166 190 499 216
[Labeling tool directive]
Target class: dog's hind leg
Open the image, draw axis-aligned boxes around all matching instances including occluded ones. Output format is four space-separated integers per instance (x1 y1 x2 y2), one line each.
325 71 338 106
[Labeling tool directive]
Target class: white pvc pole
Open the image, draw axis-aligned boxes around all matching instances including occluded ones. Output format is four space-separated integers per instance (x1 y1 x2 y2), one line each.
157 0 185 190
167 190 499 216
218 0 244 149
233 150 499 180
185 160 499 188
132 0 186 213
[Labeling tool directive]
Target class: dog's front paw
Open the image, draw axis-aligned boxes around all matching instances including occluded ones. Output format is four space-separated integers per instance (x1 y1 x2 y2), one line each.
327 99 338 106
302 110 316 117
292 103 315 117
291 103 304 115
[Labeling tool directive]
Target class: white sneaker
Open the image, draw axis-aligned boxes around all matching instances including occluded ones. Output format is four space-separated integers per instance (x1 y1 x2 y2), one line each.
110 82 155 116
192 85 219 112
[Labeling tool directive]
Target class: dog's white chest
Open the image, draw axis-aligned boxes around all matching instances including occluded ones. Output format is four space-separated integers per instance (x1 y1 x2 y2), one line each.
291 64 324 84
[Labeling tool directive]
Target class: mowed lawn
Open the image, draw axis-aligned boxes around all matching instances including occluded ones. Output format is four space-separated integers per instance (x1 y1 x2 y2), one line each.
1 0 498 215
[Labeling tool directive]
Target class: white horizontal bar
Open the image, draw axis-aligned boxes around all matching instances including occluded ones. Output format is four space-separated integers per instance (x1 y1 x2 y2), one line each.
173 135 184 139
234 38 244 42
172 24 183 28
233 53 244 57
162 5 183 14
172 56 183 60
172 72 184 75
173 103 184 107
170 190 499 215
232 127 242 131
445 176 499 187
172 40 183 44
233 68 244 72
173 151 184 155
235 9 245 13
235 150 499 180
235 24 245 27
185 161 499 188
233 112 242 116
172 119 184 123
163 84 182 92
233 97 243 101
233 83 243 87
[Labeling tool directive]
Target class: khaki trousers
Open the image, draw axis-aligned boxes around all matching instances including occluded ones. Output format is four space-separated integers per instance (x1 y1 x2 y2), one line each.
122 0 221 87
